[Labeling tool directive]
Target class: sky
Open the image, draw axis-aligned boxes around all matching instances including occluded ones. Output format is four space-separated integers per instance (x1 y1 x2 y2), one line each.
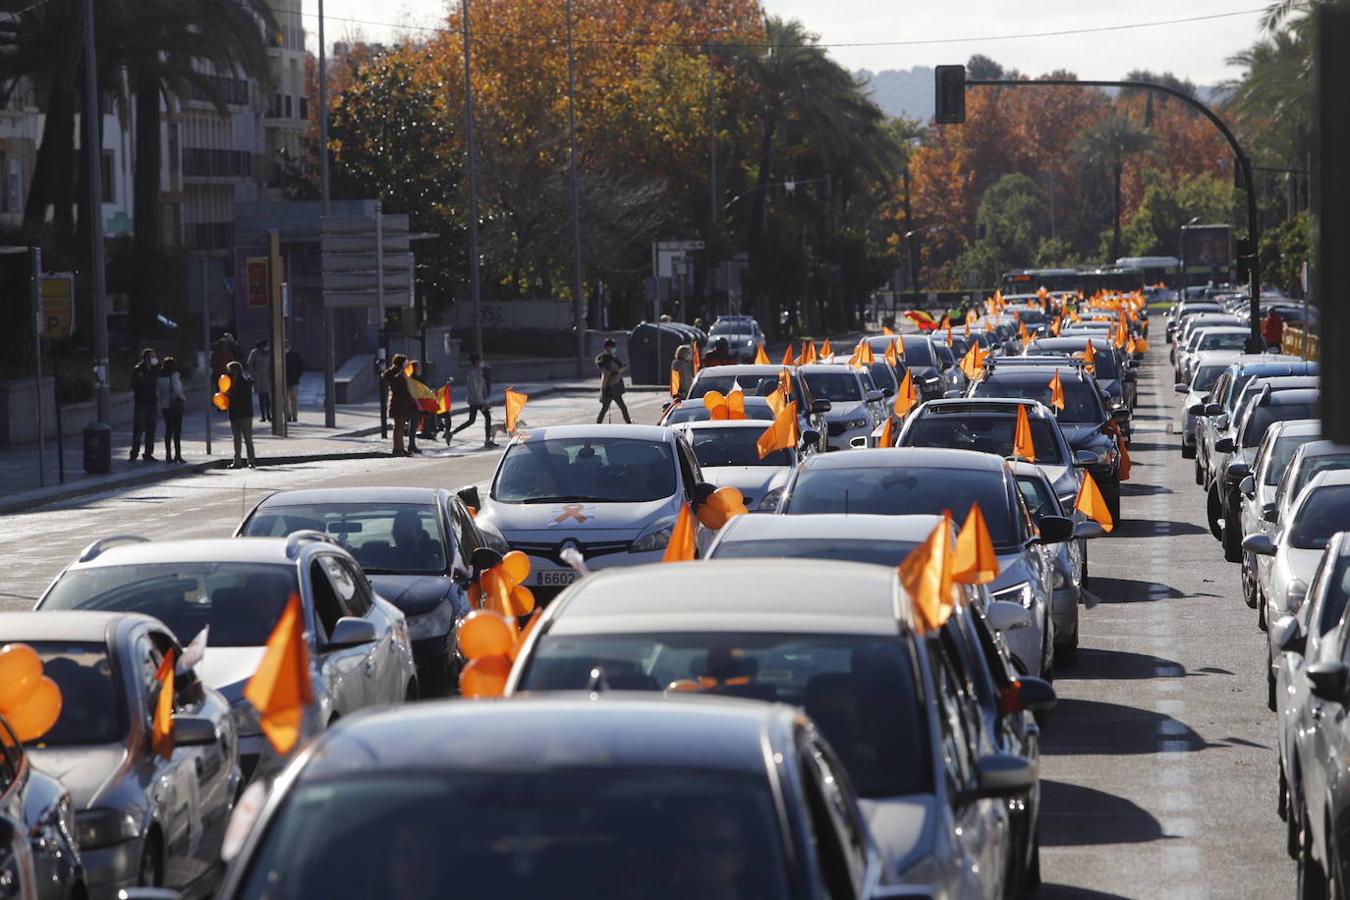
303 0 1267 86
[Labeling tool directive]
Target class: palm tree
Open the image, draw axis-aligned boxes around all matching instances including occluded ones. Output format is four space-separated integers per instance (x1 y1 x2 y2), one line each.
1072 115 1158 261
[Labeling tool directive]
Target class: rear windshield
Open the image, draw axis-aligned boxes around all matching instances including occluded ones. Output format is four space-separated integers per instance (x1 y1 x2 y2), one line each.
241 502 447 576
518 632 932 799
689 374 788 401
664 404 774 425
901 338 937 367
971 374 1104 424
902 412 1065 464
1198 331 1249 351
689 429 790 468
1291 455 1350 503
1265 433 1319 486
710 538 921 567
27 642 125 745
1192 365 1227 393
868 363 899 393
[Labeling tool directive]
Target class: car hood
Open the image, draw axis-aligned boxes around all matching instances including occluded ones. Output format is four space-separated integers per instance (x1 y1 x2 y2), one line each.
368 574 452 616
824 403 870 423
1058 423 1111 449
196 646 267 701
858 795 935 878
29 745 129 810
481 497 677 537
701 467 788 503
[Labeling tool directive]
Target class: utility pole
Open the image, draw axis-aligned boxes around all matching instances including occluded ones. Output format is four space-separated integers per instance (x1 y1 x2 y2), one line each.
461 0 484 359
81 0 109 424
564 0 585 376
706 38 719 319
318 0 336 428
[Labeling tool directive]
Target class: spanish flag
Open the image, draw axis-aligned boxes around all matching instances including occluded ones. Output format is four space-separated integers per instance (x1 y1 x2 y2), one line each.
408 378 439 414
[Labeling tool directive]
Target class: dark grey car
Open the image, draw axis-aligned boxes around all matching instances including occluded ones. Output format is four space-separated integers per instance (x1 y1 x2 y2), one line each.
0 712 85 899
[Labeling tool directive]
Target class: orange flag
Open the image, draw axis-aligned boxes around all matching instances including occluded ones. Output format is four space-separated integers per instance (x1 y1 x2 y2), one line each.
820 339 833 359
959 342 985 380
893 369 919 418
945 319 953 346
151 650 175 759
1048 369 1066 411
963 321 971 338
884 339 899 367
753 344 770 365
883 325 895 336
244 593 314 755
662 503 697 562
1012 404 1036 462
1081 340 1097 372
898 514 956 631
757 400 800 459
801 340 818 365
848 340 874 368
1108 420 1132 481
766 385 787 417
877 416 893 448
1113 314 1128 349
692 343 702 372
670 368 681 397
782 344 795 366
1075 471 1114 533
504 388 528 433
435 383 452 415
953 503 999 585
1126 336 1137 355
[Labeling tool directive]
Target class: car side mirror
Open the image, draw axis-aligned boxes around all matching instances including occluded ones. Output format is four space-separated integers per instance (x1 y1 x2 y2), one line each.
456 485 482 510
1242 533 1277 556
1072 449 1098 467
1001 676 1056 716
171 715 217 748
1187 403 1209 416
800 429 822 449
1174 383 1190 394
1205 403 1222 417
1307 661 1350 704
1262 502 1279 523
865 390 884 403
1272 615 1306 656
1073 520 1105 540
1036 515 1074 544
969 753 1036 801
471 546 505 572
1227 461 1251 481
327 617 378 649
985 600 1032 633
811 399 832 415
1214 437 1236 455
1240 475 1256 497
1110 408 1130 424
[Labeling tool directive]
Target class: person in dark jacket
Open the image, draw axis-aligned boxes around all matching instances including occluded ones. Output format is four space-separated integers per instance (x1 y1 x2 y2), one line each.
595 339 632 424
246 339 272 423
226 360 256 469
284 342 304 422
129 349 160 461
383 353 416 456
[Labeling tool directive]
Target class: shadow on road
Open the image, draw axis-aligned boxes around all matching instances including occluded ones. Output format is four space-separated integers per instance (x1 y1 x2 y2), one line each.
1040 697 1211 755
1034 884 1135 899
1084 575 1185 602
1056 646 1187 680
1111 518 1210 538
1038 780 1169 848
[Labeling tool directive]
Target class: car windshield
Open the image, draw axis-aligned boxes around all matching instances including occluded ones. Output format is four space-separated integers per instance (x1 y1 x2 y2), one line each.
901 338 937 367
1290 456 1350 505
868 363 898 393
41 562 298 648
802 372 861 403
1198 331 1249 351
1291 485 1350 550
241 503 447 575
664 404 774 425
934 345 956 367
238 770 789 900
1265 433 1319 486
784 466 1018 547
902 412 1065 464
519 632 932 798
1242 403 1320 448
1029 345 1119 381
688 374 785 400
710 538 921 566
26 642 125 745
1016 309 1046 325
689 429 789 468
493 437 676 504
1192 364 1227 393
971 375 1104 424
1015 474 1061 518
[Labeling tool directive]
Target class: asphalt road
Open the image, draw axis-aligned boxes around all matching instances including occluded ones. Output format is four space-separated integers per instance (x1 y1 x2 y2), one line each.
0 350 1295 897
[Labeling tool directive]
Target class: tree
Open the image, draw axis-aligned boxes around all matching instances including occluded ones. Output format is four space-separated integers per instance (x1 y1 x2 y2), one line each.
1118 169 1236 257
1072 115 1158 261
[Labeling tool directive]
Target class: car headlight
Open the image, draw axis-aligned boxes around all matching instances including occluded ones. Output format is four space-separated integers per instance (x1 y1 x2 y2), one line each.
992 582 1035 609
843 416 869 430
631 518 675 552
1077 447 1109 466
75 808 139 849
405 598 457 642
756 487 784 511
1286 579 1309 612
1109 396 1128 410
231 699 262 739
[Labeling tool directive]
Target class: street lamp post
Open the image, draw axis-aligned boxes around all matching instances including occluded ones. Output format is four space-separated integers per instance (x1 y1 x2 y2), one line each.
81 0 109 424
461 0 484 359
318 0 336 428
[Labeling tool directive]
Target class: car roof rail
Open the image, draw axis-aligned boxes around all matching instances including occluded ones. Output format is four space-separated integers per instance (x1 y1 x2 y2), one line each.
78 535 150 563
285 529 334 559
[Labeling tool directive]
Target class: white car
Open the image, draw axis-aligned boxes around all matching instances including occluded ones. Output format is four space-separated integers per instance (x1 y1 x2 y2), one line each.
475 425 710 602
1175 325 1248 384
674 418 809 513
1175 349 1241 459
798 363 885 450
1235 420 1321 611
1245 471 1350 709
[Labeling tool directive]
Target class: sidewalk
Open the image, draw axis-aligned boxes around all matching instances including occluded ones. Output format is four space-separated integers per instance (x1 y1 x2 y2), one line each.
0 376 618 514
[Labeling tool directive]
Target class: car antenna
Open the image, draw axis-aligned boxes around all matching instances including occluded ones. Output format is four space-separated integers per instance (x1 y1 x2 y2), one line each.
586 666 611 694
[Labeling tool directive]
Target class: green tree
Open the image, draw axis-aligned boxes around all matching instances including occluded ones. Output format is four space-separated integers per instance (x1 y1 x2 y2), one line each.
1119 169 1236 258
1072 115 1159 261
1260 210 1310 295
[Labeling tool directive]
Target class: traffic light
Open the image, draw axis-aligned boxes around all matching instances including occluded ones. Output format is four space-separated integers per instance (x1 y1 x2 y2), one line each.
934 66 966 124
1235 238 1253 283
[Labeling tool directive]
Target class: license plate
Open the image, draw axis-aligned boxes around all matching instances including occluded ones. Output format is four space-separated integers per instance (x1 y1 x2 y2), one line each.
537 570 577 587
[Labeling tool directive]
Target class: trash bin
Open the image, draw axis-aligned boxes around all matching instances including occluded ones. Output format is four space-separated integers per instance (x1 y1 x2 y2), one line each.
628 322 701 385
83 422 112 474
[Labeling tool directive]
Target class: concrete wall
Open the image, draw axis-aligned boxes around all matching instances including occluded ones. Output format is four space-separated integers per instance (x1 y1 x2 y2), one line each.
0 378 210 446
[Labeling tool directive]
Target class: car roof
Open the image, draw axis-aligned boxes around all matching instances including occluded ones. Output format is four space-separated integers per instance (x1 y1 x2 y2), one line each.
545 559 911 635
0 610 153 643
1193 350 1244 365
1191 326 1248 334
799 446 1007 473
508 424 673 443
980 366 1091 383
300 695 791 779
1006 459 1051 480
254 487 444 507
1255 388 1321 406
1306 470 1350 491
1246 377 1320 394
678 419 776 432
1233 356 1315 372
1027 337 1118 350
716 512 944 545
66 537 302 569
913 398 1056 419
1269 419 1321 439
1296 440 1350 459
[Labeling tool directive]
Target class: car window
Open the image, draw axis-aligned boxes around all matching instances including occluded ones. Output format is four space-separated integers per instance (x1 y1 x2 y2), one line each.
929 645 979 800
1242 403 1320 448
799 736 866 899
1192 365 1227 394
1290 485 1350 550
1015 473 1060 519
0 719 21 795
903 413 1066 465
690 429 790 468
309 561 345 639
243 503 448 577
1265 432 1319 486
25 642 126 745
445 499 479 565
970 374 1105 424
803 372 863 403
1285 455 1350 512
148 629 203 711
322 556 372 617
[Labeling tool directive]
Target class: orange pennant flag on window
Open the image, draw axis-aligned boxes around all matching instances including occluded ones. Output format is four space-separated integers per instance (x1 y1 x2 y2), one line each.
504 388 527 433
884 339 899 367
883 325 895 336
691 343 702 372
820 339 833 359
953 503 1000 585
1050 315 1062 336
670 368 681 397
662 503 698 562
1075 470 1114 533
893 369 919 418
1018 321 1029 343
757 400 800 460
782 344 795 366
898 513 956 631
1012 403 1037 462
753 344 770 365
877 416 893 448
801 340 817 365
959 342 985 380
1048 369 1066 411
244 593 315 756
1107 420 1131 481
151 649 175 759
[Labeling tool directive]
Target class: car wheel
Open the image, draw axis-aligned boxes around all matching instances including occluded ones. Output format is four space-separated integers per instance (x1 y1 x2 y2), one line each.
1181 441 1196 459
1243 562 1259 609
1222 517 1244 564
1207 487 1224 541
138 831 163 887
1195 455 1205 485
1268 645 1278 712
1300 813 1331 900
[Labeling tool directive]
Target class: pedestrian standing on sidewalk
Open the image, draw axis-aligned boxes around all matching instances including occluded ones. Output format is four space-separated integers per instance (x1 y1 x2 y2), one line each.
225 360 256 469
595 338 632 424
382 353 417 457
670 345 694 401
247 339 272 423
284 342 304 422
129 349 160 461
157 356 186 464
449 354 494 447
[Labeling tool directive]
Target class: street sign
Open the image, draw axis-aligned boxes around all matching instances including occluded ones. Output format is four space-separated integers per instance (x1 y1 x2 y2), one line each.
39 272 75 339
245 257 269 308
320 213 415 309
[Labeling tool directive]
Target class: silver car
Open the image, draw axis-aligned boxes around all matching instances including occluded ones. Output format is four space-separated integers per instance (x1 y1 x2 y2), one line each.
1174 349 1241 459
36 534 416 782
798 364 885 451
1235 420 1321 611
0 712 85 899
0 611 239 898
674 419 809 513
1175 325 1247 384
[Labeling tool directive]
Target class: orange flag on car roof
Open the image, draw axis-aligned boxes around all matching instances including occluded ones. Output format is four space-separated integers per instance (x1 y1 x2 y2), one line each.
893 369 919 418
801 340 817 365
691 343 702 372
1012 404 1037 462
820 339 833 359
1019 321 1030 343
753 344 770 365
1048 369 1066 411
151 650 175 759
757 400 800 459
504 388 528 433
1081 340 1097 372
782 344 795 366
898 513 956 631
244 593 314 755
953 503 999 585
884 339 899 367
1075 470 1114 533
883 326 895 336
662 503 697 563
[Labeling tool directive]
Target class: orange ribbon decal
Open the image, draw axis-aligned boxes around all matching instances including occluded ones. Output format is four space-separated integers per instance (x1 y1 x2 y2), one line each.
553 504 589 524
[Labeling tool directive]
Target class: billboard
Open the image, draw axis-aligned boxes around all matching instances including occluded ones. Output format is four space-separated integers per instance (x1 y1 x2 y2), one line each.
1181 225 1232 271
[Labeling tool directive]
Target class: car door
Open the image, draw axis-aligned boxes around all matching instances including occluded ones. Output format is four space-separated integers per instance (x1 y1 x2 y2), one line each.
796 730 870 900
1305 622 1350 872
305 556 371 715
333 554 407 704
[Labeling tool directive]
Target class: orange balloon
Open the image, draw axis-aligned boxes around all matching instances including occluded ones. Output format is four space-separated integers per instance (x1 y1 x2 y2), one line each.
457 610 516 661
212 392 229 411
504 584 536 618
710 486 745 514
499 551 531 586
509 611 542 662
696 504 728 531
0 644 41 714
479 570 512 615
217 374 232 393
467 583 482 608
8 676 61 743
459 655 511 698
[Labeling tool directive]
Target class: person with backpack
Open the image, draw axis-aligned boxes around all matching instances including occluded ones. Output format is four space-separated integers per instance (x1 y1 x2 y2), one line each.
594 338 632 424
